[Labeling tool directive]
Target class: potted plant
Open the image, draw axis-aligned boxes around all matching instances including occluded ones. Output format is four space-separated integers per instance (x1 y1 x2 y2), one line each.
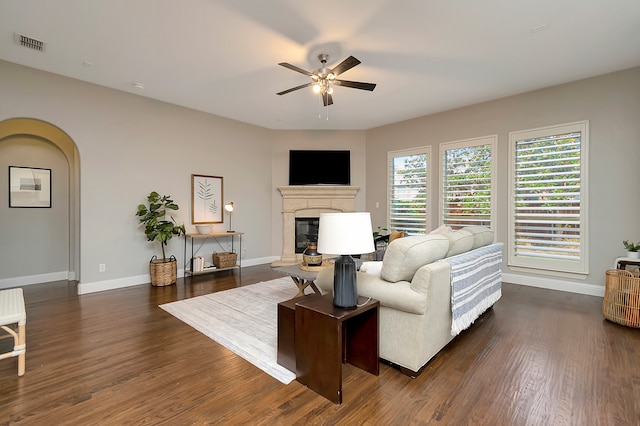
623 240 640 259
136 191 186 286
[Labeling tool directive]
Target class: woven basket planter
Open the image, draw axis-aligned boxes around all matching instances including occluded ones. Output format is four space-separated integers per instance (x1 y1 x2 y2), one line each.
213 252 237 269
602 269 640 328
150 255 177 286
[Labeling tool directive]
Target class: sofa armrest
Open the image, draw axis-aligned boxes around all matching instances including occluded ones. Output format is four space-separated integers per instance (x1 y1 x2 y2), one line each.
316 266 334 295
316 265 428 315
410 261 451 295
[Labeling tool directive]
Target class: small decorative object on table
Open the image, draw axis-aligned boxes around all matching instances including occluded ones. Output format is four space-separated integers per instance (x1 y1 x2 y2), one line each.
213 251 237 268
195 224 212 235
302 244 323 267
623 240 640 259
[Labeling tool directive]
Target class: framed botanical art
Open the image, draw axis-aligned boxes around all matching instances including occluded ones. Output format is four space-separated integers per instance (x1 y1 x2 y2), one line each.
9 166 52 208
191 174 223 224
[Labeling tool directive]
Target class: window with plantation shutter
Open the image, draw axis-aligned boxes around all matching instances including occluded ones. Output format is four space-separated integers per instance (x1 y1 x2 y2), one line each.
387 147 430 235
440 136 496 230
508 121 589 275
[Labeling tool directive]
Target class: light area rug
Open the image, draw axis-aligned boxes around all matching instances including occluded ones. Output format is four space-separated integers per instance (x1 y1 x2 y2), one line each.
159 277 300 384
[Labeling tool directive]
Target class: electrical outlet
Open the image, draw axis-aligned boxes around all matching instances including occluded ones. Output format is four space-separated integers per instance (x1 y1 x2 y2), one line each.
242 248 247 258
99 263 106 272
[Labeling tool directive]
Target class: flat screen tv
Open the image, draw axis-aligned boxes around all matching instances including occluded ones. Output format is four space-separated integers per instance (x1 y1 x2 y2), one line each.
289 150 350 185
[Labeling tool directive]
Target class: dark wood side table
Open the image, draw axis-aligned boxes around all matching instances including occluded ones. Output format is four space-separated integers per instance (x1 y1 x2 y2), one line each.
617 258 640 272
294 294 379 404
277 294 322 373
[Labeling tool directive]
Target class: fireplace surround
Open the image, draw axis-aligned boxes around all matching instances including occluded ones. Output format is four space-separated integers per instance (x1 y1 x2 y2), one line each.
272 186 360 266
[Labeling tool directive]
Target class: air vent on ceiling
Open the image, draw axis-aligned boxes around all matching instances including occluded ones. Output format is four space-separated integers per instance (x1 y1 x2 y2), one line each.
14 33 46 52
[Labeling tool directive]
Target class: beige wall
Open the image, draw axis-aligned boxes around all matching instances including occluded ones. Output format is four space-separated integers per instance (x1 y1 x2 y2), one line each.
0 60 280 289
0 60 367 291
270 130 367 256
0 135 69 279
1 57 638 294
366 66 640 290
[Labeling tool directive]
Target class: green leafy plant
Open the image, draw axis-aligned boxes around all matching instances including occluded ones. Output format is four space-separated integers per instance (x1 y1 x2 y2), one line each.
623 240 640 252
136 191 186 261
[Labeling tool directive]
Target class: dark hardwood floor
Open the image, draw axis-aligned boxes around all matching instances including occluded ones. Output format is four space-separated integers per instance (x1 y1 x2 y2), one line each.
1 265 638 425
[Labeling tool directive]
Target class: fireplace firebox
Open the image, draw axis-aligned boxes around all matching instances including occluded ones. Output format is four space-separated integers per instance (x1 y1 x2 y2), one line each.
295 217 319 254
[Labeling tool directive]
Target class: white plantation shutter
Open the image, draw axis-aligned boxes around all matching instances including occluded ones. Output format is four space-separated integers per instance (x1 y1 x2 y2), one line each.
387 147 430 234
509 121 589 275
440 136 496 230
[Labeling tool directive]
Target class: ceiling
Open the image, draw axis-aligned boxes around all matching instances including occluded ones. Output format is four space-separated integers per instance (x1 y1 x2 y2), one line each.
1 1 639 130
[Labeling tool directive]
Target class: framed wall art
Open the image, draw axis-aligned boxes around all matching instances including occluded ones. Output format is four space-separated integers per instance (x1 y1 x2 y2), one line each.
191 174 223 224
9 166 52 208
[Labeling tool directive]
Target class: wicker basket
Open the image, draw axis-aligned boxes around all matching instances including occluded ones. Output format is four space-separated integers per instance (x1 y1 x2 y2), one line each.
213 252 237 269
602 269 640 328
150 255 177 287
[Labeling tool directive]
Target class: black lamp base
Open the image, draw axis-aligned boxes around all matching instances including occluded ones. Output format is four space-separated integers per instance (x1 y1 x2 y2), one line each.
333 255 358 308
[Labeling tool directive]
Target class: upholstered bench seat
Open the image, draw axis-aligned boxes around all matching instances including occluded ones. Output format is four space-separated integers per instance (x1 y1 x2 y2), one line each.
0 288 26 376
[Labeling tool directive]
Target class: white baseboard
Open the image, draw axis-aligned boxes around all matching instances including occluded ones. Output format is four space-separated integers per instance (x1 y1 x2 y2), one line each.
502 272 605 297
0 271 70 289
241 256 280 267
77 273 152 295
78 257 281 294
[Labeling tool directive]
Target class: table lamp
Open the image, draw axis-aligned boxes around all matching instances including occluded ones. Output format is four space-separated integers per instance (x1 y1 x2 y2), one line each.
224 202 234 232
317 212 375 308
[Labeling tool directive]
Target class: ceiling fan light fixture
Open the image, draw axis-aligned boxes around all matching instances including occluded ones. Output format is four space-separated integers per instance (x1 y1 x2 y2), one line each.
277 53 376 107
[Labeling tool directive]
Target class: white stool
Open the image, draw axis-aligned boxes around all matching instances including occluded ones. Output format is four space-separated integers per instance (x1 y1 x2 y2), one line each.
0 288 26 376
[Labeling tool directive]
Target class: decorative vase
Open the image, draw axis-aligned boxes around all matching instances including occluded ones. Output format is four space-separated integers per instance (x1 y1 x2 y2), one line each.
303 244 323 267
627 251 640 259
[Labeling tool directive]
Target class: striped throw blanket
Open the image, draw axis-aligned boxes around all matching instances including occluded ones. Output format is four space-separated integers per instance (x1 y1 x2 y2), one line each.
446 243 503 336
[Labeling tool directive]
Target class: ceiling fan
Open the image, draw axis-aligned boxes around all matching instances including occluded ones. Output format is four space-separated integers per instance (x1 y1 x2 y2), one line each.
277 54 376 106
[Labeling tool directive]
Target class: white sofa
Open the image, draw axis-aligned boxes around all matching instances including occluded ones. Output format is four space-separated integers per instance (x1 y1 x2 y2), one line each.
316 226 502 376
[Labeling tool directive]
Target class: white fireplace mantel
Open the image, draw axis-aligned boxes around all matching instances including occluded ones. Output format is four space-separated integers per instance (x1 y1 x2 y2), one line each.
273 186 360 266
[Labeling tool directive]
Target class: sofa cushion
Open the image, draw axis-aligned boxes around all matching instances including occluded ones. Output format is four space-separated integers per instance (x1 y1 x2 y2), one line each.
315 266 428 314
444 229 474 257
360 261 383 276
429 224 452 235
462 226 494 249
381 234 450 283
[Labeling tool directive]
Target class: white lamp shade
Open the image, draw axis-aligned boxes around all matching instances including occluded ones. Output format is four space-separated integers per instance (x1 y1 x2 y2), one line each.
317 212 375 255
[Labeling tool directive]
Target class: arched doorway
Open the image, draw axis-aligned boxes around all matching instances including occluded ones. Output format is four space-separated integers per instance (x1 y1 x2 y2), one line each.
0 118 80 285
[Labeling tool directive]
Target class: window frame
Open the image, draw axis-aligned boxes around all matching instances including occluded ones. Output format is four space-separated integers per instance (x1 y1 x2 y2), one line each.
387 146 432 235
508 121 589 275
439 135 497 231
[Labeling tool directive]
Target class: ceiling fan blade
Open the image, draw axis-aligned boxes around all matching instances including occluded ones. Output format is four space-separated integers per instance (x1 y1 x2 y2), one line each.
278 62 314 77
334 79 376 91
277 82 313 96
331 56 361 76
